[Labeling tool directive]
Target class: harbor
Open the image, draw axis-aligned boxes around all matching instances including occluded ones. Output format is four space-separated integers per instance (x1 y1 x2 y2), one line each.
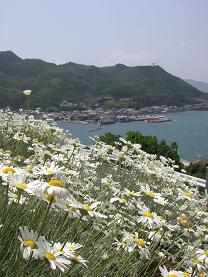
31 106 174 125
29 101 208 125
99 114 171 125
57 111 208 162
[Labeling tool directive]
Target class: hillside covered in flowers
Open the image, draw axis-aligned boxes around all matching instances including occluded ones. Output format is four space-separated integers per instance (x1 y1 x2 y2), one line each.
0 107 207 276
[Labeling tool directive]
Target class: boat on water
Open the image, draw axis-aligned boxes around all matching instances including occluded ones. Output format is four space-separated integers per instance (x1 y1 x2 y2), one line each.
70 121 89 124
99 119 116 125
145 116 171 123
89 127 103 132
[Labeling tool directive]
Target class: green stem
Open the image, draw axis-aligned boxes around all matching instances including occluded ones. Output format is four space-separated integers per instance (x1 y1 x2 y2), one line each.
114 251 135 277
56 212 68 238
38 198 53 234
4 183 9 206
21 252 33 277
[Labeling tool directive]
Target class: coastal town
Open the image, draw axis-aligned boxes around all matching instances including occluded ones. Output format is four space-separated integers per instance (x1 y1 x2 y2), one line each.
29 101 208 124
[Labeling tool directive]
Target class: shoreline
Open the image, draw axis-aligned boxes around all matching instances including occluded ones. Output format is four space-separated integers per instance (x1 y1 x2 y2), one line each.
57 111 208 162
55 110 208 124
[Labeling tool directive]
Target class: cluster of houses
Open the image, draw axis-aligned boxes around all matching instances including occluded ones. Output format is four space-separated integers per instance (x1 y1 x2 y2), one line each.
31 105 180 123
26 101 208 124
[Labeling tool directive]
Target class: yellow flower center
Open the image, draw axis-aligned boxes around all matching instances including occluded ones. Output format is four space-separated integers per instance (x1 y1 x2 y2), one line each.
3 167 16 174
48 179 64 188
12 194 20 200
107 181 112 187
26 167 33 174
146 191 154 197
183 272 191 276
188 227 195 231
23 240 37 249
16 183 28 190
134 238 145 248
121 240 126 248
202 227 208 235
168 275 179 277
205 250 208 257
184 192 192 199
178 214 192 227
179 214 189 222
69 245 76 251
44 252 56 260
128 191 136 196
119 198 128 204
144 211 154 219
44 194 56 203
83 204 93 212
192 259 202 265
66 204 77 212
119 156 125 162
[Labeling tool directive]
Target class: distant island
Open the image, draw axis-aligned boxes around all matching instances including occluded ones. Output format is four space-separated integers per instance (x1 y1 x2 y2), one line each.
0 50 208 110
185 79 208 93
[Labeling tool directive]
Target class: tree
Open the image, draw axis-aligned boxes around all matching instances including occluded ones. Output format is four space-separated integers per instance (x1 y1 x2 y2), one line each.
171 142 178 153
100 131 182 170
186 161 208 179
100 132 121 148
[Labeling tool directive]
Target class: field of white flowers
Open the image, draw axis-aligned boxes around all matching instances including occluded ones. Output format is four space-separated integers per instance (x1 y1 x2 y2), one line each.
0 103 207 276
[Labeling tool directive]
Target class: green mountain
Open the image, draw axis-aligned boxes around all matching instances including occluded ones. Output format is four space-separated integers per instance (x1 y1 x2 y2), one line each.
0 50 207 109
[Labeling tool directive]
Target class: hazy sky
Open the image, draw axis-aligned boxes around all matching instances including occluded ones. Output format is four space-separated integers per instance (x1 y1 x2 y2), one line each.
1 0 208 81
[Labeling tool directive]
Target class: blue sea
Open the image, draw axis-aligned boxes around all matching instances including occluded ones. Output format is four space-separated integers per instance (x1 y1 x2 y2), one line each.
57 111 208 161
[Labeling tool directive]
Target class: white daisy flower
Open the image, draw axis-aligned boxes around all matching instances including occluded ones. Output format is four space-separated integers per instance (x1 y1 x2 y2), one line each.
13 132 30 143
0 166 16 179
18 226 39 260
53 242 75 258
115 238 130 252
110 197 129 205
8 191 26 204
56 196 81 218
123 231 150 259
137 204 161 228
188 258 204 271
140 184 166 205
22 89 32 96
7 173 43 194
124 188 141 197
71 255 88 267
196 248 208 263
65 242 83 252
37 236 71 272
78 202 107 218
43 179 69 198
159 266 184 277
33 161 65 177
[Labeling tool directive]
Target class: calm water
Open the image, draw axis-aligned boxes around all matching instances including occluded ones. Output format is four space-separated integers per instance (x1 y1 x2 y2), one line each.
57 111 208 161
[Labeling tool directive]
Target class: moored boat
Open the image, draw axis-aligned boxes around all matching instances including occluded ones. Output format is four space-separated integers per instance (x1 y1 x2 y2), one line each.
145 116 171 123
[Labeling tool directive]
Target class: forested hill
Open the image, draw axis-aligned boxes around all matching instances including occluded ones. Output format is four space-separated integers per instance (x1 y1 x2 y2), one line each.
0 50 207 109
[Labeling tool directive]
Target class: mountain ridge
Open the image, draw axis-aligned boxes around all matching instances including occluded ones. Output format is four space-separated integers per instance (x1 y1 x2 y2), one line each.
0 50 207 109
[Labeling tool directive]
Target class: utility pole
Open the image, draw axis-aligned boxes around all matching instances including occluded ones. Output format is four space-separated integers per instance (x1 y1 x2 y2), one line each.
206 167 208 194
